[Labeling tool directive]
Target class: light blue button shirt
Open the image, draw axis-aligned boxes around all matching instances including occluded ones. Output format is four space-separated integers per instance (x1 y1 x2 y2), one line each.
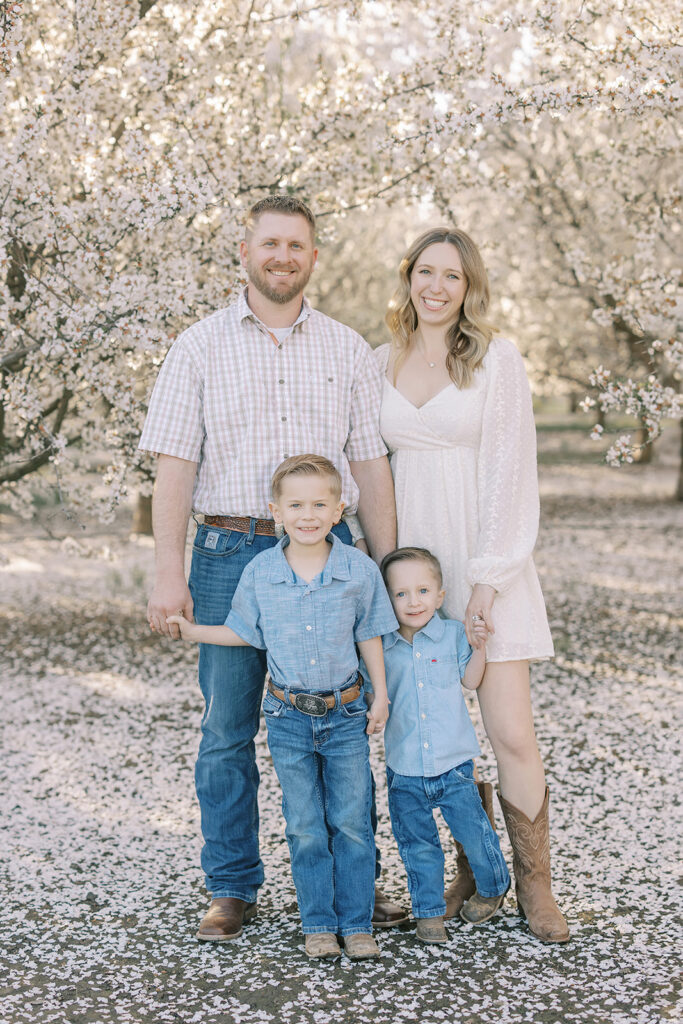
372 614 481 777
226 534 398 692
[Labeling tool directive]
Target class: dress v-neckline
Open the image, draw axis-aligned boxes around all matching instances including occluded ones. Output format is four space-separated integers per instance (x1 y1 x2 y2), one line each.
384 375 454 412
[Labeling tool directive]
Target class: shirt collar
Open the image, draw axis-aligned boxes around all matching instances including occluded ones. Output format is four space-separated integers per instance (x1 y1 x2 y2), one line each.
383 612 446 649
237 286 311 328
266 532 352 585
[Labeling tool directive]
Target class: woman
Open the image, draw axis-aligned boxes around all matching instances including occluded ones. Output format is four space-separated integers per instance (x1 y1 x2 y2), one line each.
375 227 569 943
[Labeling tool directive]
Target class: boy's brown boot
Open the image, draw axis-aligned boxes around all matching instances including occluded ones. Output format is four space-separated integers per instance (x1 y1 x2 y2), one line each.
497 786 570 943
415 916 448 944
305 932 342 959
344 933 381 960
460 887 508 924
444 781 496 919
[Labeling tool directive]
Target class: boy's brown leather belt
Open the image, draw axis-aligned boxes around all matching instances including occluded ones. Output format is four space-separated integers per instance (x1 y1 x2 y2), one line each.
268 678 361 716
204 515 276 536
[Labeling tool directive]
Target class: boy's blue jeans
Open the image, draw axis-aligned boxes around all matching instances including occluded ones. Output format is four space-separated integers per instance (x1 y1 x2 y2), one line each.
263 683 375 935
189 518 378 901
387 760 510 919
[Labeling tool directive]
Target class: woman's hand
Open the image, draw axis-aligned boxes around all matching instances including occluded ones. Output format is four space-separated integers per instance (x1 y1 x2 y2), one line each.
465 583 497 647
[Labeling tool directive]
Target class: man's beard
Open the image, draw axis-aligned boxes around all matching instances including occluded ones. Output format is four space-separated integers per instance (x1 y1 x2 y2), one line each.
247 259 313 305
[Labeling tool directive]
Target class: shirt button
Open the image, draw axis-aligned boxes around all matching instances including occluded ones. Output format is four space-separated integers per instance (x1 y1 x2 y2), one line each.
278 343 283 350
415 652 421 658
278 379 285 384
306 625 312 631
281 415 287 421
423 742 429 749
283 453 289 458
421 713 426 719
310 659 316 665
418 682 423 688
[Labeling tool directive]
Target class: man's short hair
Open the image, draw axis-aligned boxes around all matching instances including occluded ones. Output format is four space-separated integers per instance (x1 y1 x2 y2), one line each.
380 547 444 588
271 454 342 501
245 194 316 239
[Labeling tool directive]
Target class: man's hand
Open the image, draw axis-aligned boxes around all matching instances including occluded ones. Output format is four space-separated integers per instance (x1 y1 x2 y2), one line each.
146 454 197 640
147 576 194 639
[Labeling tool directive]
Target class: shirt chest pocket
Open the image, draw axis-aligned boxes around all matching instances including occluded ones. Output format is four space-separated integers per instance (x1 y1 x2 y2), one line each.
291 373 347 435
426 654 461 689
316 588 358 637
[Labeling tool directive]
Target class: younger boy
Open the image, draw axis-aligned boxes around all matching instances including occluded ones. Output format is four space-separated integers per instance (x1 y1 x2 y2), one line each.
168 455 397 961
373 547 510 944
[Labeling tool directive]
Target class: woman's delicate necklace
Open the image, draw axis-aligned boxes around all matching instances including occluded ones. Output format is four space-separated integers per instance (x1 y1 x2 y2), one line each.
414 334 442 369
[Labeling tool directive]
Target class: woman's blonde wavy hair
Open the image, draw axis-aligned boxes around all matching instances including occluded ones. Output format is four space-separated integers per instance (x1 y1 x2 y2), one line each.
385 227 497 389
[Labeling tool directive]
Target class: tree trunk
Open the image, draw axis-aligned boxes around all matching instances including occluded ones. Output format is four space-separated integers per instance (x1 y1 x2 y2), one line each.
676 420 683 502
131 493 153 535
633 417 654 464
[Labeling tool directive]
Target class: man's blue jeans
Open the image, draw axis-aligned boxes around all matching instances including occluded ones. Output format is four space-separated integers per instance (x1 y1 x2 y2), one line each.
262 683 374 935
387 760 510 919
189 517 358 901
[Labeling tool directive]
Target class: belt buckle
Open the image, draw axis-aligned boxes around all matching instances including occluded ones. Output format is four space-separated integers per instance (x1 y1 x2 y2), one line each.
293 692 328 717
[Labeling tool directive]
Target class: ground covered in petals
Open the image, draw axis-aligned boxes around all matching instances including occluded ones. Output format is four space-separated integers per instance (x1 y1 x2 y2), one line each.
1 445 681 1024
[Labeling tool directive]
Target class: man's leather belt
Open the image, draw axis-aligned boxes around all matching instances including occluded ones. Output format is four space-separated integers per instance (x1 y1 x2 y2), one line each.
205 514 276 537
268 678 361 717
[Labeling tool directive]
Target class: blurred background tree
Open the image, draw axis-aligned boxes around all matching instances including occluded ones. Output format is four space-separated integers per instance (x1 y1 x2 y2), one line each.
1 0 680 521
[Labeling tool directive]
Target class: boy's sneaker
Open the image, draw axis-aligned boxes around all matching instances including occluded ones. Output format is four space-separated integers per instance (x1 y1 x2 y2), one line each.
305 932 341 959
460 888 507 924
415 916 448 943
344 933 381 960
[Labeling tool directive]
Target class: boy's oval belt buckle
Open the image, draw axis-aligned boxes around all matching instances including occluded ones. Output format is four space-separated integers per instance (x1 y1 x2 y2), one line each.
293 693 328 717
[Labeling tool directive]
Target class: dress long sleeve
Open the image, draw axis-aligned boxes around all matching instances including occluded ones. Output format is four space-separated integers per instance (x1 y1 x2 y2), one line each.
466 339 540 594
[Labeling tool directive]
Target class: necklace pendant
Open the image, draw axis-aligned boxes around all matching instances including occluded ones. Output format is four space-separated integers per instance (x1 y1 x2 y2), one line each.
428 361 435 368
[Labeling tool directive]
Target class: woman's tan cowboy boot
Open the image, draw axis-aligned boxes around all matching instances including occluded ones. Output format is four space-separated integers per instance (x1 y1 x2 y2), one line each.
497 786 570 943
444 781 496 920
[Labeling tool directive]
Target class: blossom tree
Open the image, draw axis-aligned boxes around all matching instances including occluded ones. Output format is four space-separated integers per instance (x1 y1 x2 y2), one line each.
1 0 680 520
0 0 430 518
379 0 681 476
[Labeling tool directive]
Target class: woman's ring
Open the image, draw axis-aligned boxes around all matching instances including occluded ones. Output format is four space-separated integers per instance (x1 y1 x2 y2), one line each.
472 614 483 622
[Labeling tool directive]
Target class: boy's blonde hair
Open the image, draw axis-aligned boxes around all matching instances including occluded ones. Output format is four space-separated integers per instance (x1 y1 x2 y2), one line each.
271 454 342 501
380 547 444 588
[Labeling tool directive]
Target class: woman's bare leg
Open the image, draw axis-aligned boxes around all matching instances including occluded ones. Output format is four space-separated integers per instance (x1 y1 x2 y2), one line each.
476 659 569 942
476 660 545 819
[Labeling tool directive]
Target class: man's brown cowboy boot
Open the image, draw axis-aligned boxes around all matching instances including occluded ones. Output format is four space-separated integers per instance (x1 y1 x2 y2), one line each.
196 897 257 941
444 780 496 919
372 886 410 927
497 786 570 943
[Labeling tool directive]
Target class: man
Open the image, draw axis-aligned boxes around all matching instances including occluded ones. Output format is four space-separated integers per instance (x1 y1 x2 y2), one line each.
140 194 405 940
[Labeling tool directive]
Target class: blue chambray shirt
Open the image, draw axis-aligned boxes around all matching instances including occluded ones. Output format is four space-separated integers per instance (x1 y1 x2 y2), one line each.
226 534 398 692
370 614 481 777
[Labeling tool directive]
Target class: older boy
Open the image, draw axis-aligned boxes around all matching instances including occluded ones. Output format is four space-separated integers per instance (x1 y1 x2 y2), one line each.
169 456 398 960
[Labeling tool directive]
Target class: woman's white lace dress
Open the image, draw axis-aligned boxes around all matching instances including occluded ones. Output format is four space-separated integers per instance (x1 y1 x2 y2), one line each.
375 338 554 663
